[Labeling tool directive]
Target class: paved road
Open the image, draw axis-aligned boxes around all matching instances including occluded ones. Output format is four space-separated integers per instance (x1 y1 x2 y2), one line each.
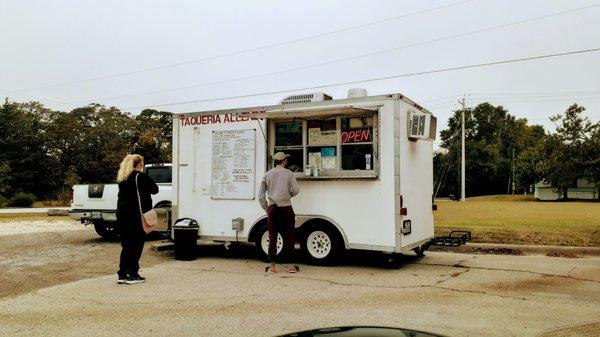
1 249 598 337
0 207 69 214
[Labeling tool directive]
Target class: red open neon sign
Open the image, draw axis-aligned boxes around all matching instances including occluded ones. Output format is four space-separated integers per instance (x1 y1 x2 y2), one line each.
341 129 371 143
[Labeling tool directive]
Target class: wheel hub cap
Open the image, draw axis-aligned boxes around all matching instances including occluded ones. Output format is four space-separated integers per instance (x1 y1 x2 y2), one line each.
261 232 283 255
307 231 331 258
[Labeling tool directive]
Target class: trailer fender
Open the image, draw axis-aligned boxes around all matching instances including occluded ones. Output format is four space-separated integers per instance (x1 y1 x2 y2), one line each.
153 200 172 208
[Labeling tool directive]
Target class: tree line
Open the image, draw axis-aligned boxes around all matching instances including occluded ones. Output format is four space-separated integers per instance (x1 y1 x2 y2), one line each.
0 100 172 204
1 99 598 204
434 102 599 200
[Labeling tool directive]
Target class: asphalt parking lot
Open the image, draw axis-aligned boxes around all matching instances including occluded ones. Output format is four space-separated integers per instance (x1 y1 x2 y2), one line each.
0 220 599 337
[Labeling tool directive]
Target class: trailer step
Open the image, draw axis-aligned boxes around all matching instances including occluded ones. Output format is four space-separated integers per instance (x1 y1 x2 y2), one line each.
431 231 471 246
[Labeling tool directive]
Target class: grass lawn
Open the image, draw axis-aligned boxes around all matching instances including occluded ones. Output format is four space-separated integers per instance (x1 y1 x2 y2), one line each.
435 195 600 247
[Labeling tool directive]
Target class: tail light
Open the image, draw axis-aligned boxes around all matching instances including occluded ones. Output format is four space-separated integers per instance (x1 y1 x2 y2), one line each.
400 195 407 216
70 188 74 204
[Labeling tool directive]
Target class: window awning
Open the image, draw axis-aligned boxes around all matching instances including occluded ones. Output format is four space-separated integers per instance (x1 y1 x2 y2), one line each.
243 107 377 120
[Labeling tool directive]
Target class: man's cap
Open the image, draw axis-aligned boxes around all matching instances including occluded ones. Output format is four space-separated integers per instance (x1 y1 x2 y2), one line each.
273 152 290 161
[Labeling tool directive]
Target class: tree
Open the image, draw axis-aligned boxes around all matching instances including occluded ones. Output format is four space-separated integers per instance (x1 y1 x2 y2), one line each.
515 142 544 193
133 109 172 164
1 101 173 202
582 121 600 196
516 104 595 200
0 100 61 198
0 163 11 195
435 102 544 197
44 104 139 184
541 104 593 199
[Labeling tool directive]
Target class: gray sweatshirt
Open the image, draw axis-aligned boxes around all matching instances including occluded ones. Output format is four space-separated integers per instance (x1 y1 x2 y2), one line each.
258 167 300 210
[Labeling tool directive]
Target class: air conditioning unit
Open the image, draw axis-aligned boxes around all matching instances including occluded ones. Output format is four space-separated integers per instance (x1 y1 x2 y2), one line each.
280 92 332 105
408 111 437 141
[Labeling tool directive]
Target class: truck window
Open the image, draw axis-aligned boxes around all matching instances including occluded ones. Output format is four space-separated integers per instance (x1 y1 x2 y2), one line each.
145 166 172 183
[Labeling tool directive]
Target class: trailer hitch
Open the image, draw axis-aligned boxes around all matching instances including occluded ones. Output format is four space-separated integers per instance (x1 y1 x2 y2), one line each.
430 231 471 247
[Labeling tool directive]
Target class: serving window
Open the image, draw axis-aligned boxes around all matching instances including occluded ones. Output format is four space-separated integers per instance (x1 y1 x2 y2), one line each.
268 112 378 179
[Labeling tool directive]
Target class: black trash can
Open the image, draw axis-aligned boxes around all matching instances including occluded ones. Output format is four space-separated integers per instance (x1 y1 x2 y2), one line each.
173 218 199 261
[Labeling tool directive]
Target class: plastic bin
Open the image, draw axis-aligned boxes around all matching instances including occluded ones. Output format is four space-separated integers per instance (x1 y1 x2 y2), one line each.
173 218 199 261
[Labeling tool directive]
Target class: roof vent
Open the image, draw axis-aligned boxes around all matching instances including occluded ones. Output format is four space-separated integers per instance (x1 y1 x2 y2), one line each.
280 92 332 105
348 88 368 98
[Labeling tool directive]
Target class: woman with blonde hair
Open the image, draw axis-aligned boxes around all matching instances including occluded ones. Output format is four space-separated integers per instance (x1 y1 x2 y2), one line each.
116 154 158 284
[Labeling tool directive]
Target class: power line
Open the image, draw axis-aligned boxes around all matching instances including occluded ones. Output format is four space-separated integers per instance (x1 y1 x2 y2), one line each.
434 128 460 187
122 47 600 111
76 3 600 104
435 133 462 197
469 90 600 97
17 0 473 92
421 94 463 104
470 95 600 104
420 90 600 110
0 88 71 107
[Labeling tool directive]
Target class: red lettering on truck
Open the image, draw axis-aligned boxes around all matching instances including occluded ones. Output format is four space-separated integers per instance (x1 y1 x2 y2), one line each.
180 113 256 126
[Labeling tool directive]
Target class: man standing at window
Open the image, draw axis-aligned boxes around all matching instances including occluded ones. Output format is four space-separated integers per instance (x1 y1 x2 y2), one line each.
258 152 300 274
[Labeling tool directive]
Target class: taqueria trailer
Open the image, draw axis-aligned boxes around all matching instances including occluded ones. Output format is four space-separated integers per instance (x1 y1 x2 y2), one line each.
171 90 438 264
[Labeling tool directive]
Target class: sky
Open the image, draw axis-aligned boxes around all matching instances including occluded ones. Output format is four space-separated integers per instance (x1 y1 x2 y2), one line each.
1 0 599 148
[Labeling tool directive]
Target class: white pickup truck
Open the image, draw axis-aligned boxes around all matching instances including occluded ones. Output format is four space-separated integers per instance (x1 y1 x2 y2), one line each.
69 163 172 239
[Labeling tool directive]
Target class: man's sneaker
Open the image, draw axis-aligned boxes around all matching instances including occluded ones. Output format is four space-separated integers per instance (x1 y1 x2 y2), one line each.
117 274 127 284
125 275 145 284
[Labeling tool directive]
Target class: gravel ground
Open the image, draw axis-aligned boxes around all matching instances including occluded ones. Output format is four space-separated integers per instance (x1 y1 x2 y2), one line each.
0 222 167 298
0 220 82 236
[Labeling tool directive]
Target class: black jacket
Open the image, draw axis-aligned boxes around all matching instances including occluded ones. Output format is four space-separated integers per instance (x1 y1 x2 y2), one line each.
117 171 159 216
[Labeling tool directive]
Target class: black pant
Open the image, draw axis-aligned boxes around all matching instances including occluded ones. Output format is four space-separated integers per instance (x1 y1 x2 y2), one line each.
267 205 295 263
116 208 146 277
118 232 145 278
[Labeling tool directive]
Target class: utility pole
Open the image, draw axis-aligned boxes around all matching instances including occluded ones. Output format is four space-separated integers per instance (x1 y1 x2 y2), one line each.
459 96 466 202
511 148 515 195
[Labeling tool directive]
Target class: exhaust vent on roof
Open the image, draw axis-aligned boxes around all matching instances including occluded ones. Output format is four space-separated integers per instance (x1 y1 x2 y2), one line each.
280 92 332 105
348 88 367 98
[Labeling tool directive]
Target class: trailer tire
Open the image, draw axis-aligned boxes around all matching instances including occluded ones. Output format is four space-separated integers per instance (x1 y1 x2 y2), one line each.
254 224 282 262
301 223 343 265
93 221 120 241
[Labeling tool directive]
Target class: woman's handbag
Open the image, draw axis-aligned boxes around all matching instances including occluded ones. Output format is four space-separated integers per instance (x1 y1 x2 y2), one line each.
135 173 158 233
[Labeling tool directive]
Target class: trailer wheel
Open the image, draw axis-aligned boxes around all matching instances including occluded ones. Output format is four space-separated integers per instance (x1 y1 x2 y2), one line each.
93 221 120 241
301 223 343 265
254 224 282 262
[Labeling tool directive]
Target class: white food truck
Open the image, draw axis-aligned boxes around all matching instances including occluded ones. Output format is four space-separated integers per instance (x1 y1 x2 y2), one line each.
171 90 438 264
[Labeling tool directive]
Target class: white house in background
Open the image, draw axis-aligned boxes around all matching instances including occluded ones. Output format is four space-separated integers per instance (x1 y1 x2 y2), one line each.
534 179 599 201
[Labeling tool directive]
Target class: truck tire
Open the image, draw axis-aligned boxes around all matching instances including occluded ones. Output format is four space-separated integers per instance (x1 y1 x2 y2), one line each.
152 201 172 240
300 223 343 265
254 224 282 262
93 221 120 241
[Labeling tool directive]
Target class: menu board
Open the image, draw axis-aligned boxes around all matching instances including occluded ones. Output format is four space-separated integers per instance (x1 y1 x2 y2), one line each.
211 129 256 199
308 128 337 145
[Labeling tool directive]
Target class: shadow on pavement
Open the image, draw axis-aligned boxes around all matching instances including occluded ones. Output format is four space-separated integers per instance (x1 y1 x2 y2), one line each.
171 243 424 270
